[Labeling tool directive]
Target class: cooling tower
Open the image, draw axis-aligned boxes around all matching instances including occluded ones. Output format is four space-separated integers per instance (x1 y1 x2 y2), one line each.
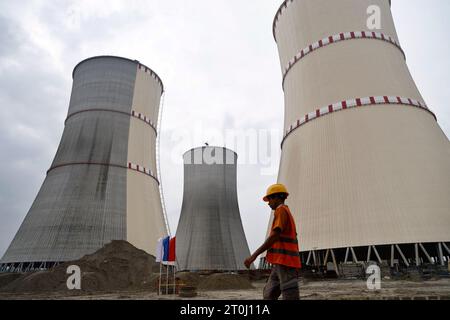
264 0 450 268
176 146 252 271
1 56 168 272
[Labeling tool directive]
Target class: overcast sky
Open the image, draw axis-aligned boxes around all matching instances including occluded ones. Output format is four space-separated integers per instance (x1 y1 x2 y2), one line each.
0 0 449 259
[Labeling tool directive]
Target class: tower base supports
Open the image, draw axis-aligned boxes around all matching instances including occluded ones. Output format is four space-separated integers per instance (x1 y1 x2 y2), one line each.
0 261 61 273
257 242 450 278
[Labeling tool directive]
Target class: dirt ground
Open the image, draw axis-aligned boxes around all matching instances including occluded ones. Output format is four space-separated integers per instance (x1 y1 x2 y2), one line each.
1 242 448 300
1 278 449 300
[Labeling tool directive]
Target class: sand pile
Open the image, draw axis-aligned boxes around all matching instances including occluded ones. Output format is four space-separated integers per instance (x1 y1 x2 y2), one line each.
0 273 23 289
198 273 254 291
0 240 160 293
177 272 201 286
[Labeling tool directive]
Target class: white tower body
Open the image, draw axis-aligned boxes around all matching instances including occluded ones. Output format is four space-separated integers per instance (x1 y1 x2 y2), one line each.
268 0 450 266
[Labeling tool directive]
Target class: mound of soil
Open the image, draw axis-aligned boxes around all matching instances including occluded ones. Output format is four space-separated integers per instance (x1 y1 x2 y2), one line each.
0 240 160 293
176 272 201 286
198 273 254 291
0 273 23 289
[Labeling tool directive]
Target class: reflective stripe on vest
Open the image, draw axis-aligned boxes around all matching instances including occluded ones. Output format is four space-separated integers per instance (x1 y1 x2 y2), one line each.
279 237 298 244
267 248 300 257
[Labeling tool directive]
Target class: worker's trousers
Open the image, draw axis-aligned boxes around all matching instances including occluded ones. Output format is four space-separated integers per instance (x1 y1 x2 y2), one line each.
263 264 299 300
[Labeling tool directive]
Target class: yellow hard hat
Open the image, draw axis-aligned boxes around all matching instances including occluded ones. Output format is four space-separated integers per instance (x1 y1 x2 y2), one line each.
263 183 289 202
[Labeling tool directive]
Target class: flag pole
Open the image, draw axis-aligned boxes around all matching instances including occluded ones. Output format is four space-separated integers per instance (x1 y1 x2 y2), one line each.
166 262 169 294
173 264 176 295
157 237 163 295
158 261 162 295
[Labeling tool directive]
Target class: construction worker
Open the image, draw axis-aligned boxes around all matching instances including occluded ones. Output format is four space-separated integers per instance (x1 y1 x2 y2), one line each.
244 183 301 300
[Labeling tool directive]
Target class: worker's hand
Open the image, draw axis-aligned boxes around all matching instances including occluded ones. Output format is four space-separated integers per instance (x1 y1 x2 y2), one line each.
244 255 256 269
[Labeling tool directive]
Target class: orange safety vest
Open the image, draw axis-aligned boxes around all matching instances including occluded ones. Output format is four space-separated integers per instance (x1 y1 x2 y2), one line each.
266 204 302 269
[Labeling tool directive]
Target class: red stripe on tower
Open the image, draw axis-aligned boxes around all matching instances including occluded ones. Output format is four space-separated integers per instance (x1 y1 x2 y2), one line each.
356 98 362 107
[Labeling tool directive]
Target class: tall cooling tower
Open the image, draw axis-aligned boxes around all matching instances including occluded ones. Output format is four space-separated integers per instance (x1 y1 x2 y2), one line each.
265 0 450 268
1 56 168 272
176 146 252 271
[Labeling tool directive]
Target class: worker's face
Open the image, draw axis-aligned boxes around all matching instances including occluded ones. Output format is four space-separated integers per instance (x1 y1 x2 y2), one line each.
267 196 281 210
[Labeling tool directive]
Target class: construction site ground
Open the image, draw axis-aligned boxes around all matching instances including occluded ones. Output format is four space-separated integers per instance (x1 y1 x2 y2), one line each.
1 277 449 300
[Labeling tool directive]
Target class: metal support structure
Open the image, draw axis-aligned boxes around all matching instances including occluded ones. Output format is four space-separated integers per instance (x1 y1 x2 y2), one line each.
324 249 330 265
442 242 450 255
306 251 312 265
415 244 420 267
344 248 350 263
258 257 264 270
312 250 317 266
350 247 358 263
438 243 445 266
395 244 410 267
372 246 382 264
367 246 372 262
391 245 395 267
330 249 339 276
295 242 448 272
419 243 434 264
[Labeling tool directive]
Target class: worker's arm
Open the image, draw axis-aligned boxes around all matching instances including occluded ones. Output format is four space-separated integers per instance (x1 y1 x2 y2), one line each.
244 228 281 269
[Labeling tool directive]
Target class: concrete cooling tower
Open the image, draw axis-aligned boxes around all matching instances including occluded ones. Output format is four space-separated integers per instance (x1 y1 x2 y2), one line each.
176 146 252 271
264 0 450 269
1 56 168 272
